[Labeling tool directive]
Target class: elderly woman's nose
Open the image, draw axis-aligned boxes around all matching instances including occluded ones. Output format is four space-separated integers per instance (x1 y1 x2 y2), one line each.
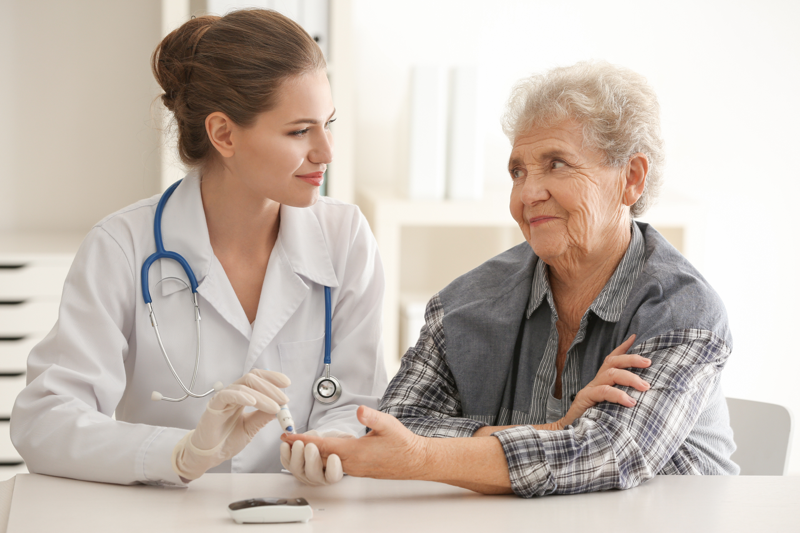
519 175 550 205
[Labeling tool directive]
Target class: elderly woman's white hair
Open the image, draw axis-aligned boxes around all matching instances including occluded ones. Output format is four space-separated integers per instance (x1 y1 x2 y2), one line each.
502 61 665 217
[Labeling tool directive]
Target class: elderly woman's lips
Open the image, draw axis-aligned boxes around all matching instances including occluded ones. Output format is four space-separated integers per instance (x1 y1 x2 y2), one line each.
530 216 557 227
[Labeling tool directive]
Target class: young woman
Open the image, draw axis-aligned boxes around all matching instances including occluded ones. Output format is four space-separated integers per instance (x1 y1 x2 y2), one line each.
11 9 386 487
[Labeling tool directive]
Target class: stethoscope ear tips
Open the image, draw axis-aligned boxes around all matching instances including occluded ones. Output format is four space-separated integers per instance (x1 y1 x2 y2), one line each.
213 381 224 392
151 391 163 401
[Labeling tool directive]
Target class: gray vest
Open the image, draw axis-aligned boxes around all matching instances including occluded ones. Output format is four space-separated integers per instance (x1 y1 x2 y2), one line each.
438 222 736 473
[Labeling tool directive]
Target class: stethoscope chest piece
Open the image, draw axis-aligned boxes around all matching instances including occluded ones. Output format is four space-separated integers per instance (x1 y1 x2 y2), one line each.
312 365 342 404
312 286 342 404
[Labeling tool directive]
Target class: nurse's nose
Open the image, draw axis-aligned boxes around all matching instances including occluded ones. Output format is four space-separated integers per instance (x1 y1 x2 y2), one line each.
309 129 333 165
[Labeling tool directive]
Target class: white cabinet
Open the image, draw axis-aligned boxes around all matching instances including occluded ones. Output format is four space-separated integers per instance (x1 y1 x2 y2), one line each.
0 232 83 478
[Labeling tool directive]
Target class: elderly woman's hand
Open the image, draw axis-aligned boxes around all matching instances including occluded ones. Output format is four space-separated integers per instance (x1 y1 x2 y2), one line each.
281 406 429 480
558 334 650 429
473 334 650 436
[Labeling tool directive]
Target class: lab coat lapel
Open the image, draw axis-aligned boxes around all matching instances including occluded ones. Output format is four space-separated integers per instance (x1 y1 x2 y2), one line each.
244 238 308 371
244 204 340 371
156 173 252 340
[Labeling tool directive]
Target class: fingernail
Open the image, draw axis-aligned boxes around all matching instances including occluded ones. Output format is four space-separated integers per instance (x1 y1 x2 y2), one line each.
642 381 650 390
643 358 651 364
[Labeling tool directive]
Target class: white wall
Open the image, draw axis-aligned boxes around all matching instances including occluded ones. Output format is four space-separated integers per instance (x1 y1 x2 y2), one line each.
0 0 163 233
349 0 800 473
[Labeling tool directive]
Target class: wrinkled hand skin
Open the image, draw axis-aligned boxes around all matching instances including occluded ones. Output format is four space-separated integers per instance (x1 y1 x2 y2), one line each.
281 406 430 480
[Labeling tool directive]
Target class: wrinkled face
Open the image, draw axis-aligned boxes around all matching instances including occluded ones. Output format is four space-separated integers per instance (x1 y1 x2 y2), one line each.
508 120 627 265
229 69 335 207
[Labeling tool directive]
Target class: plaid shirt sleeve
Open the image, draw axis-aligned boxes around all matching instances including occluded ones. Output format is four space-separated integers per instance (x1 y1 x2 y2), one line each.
378 294 486 438
493 328 731 497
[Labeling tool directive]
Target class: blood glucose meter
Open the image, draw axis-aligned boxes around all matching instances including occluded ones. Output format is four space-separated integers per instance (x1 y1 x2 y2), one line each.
227 497 313 524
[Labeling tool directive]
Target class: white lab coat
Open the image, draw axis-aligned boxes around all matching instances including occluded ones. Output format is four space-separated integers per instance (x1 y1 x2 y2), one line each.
10 173 387 486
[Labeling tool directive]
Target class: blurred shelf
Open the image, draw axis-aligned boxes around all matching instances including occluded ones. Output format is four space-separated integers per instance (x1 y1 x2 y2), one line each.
357 188 518 373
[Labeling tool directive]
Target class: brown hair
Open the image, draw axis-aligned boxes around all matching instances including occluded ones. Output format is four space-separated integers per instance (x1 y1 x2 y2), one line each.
152 9 326 168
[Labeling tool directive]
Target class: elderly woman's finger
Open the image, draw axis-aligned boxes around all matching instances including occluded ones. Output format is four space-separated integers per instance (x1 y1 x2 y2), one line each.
603 352 650 368
281 432 347 462
601 368 650 391
604 353 651 370
567 384 636 421
589 384 636 407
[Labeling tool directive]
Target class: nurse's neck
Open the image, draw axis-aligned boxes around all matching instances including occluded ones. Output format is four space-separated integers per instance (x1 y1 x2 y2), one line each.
200 167 280 323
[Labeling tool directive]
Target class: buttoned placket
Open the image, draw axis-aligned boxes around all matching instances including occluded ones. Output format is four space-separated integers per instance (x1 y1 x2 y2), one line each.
525 223 646 424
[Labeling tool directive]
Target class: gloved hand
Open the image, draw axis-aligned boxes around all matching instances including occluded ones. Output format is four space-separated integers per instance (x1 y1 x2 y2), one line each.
280 429 356 485
172 369 290 481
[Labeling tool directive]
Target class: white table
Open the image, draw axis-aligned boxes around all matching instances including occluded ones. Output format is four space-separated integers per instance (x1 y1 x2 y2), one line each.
3 473 799 532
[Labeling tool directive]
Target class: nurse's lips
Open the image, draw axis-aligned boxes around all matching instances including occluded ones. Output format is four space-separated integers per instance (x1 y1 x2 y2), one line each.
296 171 325 187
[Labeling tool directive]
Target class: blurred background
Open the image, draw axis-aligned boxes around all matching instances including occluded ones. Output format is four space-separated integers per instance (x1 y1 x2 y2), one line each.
0 0 798 474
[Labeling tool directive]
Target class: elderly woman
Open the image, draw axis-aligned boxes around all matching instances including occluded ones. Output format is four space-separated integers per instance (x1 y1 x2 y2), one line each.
283 61 738 497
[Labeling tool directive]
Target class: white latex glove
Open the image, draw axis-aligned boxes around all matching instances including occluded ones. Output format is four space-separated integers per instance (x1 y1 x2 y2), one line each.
172 369 290 481
280 429 356 486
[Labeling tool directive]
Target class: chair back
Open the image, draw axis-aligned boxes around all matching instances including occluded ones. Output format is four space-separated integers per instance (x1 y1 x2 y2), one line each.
727 397 793 475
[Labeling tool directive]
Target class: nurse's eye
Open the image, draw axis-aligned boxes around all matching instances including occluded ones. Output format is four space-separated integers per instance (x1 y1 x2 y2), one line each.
325 118 337 129
289 128 309 137
551 160 566 169
510 168 526 180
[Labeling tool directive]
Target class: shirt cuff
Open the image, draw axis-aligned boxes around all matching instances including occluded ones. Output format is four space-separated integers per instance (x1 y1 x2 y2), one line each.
400 416 486 438
492 425 551 498
139 426 191 487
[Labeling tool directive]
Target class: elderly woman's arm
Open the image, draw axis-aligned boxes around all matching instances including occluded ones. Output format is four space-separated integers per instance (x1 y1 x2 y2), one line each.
284 327 729 496
494 328 730 496
379 294 647 438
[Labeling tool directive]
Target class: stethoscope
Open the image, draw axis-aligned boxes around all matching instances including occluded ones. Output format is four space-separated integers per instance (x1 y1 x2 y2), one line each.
143 179 342 404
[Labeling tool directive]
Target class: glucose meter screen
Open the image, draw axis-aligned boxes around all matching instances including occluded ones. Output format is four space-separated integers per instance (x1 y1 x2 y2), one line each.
229 498 287 510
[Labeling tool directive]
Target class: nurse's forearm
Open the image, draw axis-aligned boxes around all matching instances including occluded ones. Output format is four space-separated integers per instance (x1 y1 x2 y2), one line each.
419 436 513 494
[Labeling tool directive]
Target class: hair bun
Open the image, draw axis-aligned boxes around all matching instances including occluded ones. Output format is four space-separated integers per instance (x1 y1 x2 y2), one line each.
152 15 218 111
150 9 326 169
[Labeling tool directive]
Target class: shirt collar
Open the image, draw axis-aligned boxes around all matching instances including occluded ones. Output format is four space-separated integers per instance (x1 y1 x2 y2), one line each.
527 256 551 319
526 222 646 322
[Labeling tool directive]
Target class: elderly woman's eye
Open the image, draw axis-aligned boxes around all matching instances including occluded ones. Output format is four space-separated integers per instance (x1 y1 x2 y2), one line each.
511 168 526 180
551 160 566 169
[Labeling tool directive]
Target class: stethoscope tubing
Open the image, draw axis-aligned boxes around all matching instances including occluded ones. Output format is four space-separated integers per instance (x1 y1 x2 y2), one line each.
144 179 214 401
324 286 332 365
144 179 339 403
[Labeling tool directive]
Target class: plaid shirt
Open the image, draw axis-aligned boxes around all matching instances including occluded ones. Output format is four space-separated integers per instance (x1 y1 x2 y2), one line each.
380 226 733 497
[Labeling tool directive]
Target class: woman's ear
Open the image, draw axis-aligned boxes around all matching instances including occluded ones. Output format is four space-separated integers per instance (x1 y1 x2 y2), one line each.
205 112 236 159
623 153 649 207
